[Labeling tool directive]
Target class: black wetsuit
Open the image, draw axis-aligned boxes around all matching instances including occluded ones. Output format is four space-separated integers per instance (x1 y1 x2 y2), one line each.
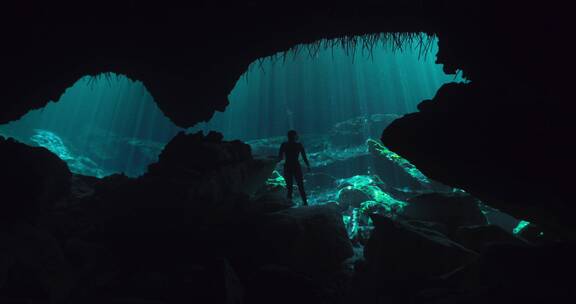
279 141 309 205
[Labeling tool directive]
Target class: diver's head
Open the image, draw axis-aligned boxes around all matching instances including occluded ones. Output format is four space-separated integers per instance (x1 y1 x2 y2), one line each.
287 130 299 142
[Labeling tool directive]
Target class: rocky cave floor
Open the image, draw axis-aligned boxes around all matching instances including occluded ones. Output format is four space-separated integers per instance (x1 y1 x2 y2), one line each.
1 114 574 304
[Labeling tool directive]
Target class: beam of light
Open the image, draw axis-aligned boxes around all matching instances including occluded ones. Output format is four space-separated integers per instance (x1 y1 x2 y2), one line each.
0 73 182 177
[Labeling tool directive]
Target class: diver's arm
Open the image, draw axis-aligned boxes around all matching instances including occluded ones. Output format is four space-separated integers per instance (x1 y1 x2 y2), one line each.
301 145 311 169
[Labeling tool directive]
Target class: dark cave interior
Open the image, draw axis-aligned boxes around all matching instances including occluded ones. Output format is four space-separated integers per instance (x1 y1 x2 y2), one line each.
1 1 575 303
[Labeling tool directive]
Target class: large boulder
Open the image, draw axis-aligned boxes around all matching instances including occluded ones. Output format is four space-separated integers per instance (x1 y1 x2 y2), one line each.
336 175 405 212
455 225 530 253
402 192 487 235
148 131 252 178
244 265 321 304
0 136 71 218
364 215 478 279
235 204 354 276
86 259 243 304
367 138 438 191
0 221 74 303
337 187 372 210
452 242 576 301
147 131 276 205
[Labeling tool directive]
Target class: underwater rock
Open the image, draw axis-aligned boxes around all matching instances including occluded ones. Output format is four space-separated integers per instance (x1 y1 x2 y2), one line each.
100 258 243 304
149 131 252 176
516 223 555 245
454 225 530 253
458 242 576 300
0 221 75 303
329 114 399 148
402 192 487 235
244 204 353 276
337 187 372 210
253 170 288 201
367 138 437 191
337 175 406 213
364 215 478 279
147 131 276 205
480 204 522 234
245 264 320 304
404 220 450 236
0 136 71 218
249 197 295 214
381 79 576 235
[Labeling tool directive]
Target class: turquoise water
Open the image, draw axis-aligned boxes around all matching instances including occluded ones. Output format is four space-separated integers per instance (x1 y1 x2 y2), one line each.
0 35 464 177
194 35 464 140
0 74 182 177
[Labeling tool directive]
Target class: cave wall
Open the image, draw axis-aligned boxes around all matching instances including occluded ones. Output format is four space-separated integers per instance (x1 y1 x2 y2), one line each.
1 1 574 232
0 0 431 127
383 1 576 234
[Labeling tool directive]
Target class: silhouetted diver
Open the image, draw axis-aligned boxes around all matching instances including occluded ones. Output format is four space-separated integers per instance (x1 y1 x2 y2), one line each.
278 130 310 206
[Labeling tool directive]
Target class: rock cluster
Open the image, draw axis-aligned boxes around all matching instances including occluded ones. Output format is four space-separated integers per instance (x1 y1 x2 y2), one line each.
1 131 574 303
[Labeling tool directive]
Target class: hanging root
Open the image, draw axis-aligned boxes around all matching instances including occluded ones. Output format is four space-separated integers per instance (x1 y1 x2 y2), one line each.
247 32 436 73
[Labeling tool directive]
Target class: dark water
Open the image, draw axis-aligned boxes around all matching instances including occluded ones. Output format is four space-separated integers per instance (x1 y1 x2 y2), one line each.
0 35 463 178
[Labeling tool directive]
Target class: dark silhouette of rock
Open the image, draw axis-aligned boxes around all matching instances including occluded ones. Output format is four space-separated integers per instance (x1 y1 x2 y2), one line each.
0 137 71 218
148 131 252 177
0 221 74 303
364 215 478 279
454 225 530 253
402 192 487 235
146 131 275 205
367 139 446 191
244 265 321 304
442 242 576 302
235 204 353 276
90 259 242 304
337 187 372 210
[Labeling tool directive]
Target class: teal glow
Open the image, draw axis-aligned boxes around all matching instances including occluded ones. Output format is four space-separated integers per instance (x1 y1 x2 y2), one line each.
513 220 531 235
193 36 465 140
0 35 464 178
0 74 182 177
367 138 431 186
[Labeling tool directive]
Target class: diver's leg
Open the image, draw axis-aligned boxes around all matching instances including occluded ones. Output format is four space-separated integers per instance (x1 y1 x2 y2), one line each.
295 167 307 206
284 167 294 200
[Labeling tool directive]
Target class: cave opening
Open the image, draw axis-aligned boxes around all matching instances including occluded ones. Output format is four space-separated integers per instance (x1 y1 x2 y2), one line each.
1 34 535 239
190 34 466 211
0 34 461 180
0 74 183 178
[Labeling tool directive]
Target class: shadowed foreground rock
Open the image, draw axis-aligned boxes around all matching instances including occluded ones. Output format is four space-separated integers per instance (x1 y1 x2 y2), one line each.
402 192 487 235
364 215 478 279
231 204 354 276
0 136 71 218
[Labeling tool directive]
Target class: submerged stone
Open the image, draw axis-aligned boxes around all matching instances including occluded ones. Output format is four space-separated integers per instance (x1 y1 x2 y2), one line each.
0 136 71 218
364 215 478 279
402 192 487 234
336 175 406 213
367 138 434 190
